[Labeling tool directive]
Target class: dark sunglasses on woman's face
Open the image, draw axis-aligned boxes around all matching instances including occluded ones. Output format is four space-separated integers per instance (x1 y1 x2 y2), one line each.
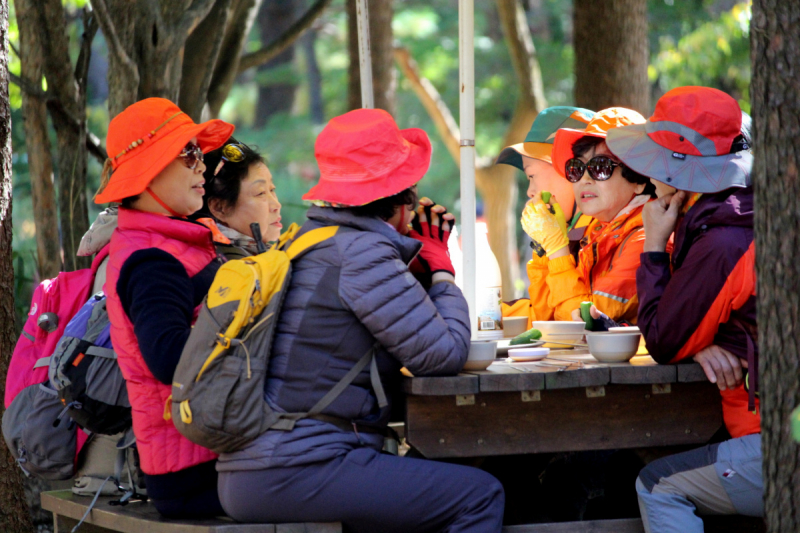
178 142 204 170
565 155 622 183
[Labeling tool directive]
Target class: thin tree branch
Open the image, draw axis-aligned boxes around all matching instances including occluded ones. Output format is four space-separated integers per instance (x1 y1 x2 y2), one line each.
9 41 20 58
9 72 46 99
75 8 99 98
86 132 106 165
237 0 333 74
89 0 139 86
495 0 547 112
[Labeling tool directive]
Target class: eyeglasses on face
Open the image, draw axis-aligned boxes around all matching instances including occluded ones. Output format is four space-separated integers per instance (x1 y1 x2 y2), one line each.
565 155 622 183
178 142 204 170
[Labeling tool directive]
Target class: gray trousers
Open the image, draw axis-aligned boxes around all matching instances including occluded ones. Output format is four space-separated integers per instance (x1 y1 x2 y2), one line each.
636 433 762 533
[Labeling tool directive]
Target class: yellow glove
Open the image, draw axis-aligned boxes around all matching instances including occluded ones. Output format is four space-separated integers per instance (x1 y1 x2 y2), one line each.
521 193 568 257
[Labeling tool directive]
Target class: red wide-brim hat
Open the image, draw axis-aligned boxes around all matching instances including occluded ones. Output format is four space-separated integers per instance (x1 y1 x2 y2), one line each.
95 98 234 204
303 108 432 206
606 86 752 193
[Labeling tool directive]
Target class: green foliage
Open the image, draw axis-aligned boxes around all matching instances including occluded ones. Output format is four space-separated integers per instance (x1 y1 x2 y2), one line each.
650 2 751 111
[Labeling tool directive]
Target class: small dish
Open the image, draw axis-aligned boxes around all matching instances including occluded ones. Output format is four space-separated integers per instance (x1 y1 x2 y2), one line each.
508 347 550 362
608 326 640 333
496 338 545 355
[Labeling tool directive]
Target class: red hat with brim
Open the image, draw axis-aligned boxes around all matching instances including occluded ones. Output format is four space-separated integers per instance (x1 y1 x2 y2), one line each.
95 98 234 204
303 108 432 206
551 107 646 179
606 86 752 193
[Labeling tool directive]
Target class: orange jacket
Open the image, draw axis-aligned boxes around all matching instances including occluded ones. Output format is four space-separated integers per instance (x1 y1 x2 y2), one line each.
503 214 592 327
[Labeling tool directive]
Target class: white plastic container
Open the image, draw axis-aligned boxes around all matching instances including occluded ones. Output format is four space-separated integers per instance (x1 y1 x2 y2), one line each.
474 222 504 340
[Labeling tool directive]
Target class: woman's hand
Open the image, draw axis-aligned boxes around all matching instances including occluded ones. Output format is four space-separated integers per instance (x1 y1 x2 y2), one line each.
521 194 569 258
408 197 456 278
693 344 745 391
642 191 686 253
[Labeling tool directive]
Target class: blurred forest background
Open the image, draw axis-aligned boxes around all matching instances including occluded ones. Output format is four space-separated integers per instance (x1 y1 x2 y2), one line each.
8 0 751 327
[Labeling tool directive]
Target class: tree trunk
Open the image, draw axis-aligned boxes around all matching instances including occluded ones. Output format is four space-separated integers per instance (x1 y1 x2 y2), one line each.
347 0 395 114
255 0 298 127
302 28 324 124
180 0 234 121
15 0 61 279
206 0 264 118
0 1 35 529
38 0 91 271
751 1 800 531
573 0 649 113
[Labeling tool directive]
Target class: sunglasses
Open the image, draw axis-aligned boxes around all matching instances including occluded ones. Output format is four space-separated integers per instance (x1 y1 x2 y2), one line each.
213 143 246 176
565 155 622 183
178 142 204 170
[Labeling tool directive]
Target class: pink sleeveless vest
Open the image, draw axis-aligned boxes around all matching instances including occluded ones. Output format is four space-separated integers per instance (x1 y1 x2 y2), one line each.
105 208 218 475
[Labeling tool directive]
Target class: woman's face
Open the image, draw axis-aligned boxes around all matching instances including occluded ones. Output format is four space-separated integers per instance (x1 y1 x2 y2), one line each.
213 162 282 242
651 178 678 199
571 141 644 222
143 138 207 216
522 155 576 220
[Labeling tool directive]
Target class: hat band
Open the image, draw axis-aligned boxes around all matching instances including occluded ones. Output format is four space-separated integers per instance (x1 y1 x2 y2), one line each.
113 111 186 162
645 120 718 156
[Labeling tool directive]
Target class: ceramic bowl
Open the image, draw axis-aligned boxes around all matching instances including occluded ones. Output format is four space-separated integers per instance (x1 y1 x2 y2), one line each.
532 321 587 344
586 332 641 362
463 340 498 370
503 317 529 338
508 346 549 362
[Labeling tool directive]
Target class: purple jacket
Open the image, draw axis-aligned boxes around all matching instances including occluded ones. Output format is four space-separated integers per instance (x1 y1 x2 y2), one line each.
636 187 756 365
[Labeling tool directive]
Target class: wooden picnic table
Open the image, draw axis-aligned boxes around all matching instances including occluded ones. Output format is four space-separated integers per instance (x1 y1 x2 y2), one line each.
403 349 724 459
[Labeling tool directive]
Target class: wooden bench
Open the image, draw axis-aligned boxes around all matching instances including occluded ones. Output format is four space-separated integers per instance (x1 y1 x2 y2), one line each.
41 490 342 533
42 490 764 533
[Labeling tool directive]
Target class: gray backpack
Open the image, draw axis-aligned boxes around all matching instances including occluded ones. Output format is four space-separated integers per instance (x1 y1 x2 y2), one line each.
170 224 387 454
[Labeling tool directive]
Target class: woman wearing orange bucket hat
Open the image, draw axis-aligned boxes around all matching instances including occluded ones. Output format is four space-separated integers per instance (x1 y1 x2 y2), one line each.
606 87 761 533
519 107 656 326
95 98 234 518
215 109 505 532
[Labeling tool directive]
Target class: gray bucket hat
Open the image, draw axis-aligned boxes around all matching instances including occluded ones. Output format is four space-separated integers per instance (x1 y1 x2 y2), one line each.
606 86 752 193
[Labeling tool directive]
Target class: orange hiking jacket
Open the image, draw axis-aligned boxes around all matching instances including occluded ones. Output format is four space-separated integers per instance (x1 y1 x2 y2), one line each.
503 214 592 327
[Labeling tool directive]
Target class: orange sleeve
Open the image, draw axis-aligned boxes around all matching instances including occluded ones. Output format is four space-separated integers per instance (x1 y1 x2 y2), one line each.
670 242 756 363
501 254 553 326
546 254 591 321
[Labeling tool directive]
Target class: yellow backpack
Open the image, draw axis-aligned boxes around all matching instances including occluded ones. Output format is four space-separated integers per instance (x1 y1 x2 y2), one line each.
167 223 382 454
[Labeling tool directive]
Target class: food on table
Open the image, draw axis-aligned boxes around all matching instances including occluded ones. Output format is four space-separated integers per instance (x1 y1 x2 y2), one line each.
509 328 542 346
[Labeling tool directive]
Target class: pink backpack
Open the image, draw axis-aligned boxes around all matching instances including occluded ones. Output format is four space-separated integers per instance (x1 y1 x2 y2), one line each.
4 247 109 457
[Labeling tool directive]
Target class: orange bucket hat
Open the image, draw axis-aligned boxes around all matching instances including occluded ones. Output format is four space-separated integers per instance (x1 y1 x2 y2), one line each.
302 108 432 206
95 98 234 204
551 107 645 179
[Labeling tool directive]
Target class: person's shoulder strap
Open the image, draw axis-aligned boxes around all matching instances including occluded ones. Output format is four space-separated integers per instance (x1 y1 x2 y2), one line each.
285 226 339 260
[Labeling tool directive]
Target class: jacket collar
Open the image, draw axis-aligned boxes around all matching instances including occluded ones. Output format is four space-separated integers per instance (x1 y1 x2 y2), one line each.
117 207 214 248
306 205 422 264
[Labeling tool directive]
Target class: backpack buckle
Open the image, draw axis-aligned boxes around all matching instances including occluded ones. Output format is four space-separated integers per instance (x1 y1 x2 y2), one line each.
215 333 231 349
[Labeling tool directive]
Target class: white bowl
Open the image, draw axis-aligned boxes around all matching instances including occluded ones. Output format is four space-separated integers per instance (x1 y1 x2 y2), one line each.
586 332 641 362
503 316 529 338
463 340 498 370
508 347 549 362
532 321 587 344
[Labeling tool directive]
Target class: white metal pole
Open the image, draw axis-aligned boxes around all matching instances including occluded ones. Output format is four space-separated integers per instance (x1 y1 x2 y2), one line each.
459 0 477 338
356 0 374 108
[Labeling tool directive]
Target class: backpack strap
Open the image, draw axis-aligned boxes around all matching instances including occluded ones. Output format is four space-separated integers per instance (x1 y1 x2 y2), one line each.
271 343 385 432
285 226 339 260
33 356 51 369
84 346 116 359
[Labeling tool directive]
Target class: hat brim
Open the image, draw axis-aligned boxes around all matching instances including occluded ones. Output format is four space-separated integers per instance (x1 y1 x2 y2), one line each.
551 128 607 178
95 118 234 204
606 124 752 193
496 142 553 170
302 127 432 206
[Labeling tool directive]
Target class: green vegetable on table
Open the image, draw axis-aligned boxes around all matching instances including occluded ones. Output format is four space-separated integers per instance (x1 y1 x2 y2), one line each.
580 301 594 331
509 328 542 346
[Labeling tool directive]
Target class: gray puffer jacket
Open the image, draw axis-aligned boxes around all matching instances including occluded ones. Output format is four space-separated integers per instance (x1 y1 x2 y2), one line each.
217 206 470 471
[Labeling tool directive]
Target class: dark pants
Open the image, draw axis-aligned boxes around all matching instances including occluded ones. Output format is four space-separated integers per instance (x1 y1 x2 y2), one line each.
218 447 505 533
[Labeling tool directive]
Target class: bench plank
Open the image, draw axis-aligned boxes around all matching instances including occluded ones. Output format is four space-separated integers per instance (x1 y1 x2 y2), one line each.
402 373 479 395
502 518 644 532
42 491 340 533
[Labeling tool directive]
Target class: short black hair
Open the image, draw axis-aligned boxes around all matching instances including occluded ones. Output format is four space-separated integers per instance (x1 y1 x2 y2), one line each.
343 187 419 221
572 136 655 198
120 195 140 208
198 138 266 216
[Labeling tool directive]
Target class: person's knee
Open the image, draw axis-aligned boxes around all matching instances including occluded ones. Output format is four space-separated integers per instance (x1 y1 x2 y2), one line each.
471 469 505 508
637 457 669 495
